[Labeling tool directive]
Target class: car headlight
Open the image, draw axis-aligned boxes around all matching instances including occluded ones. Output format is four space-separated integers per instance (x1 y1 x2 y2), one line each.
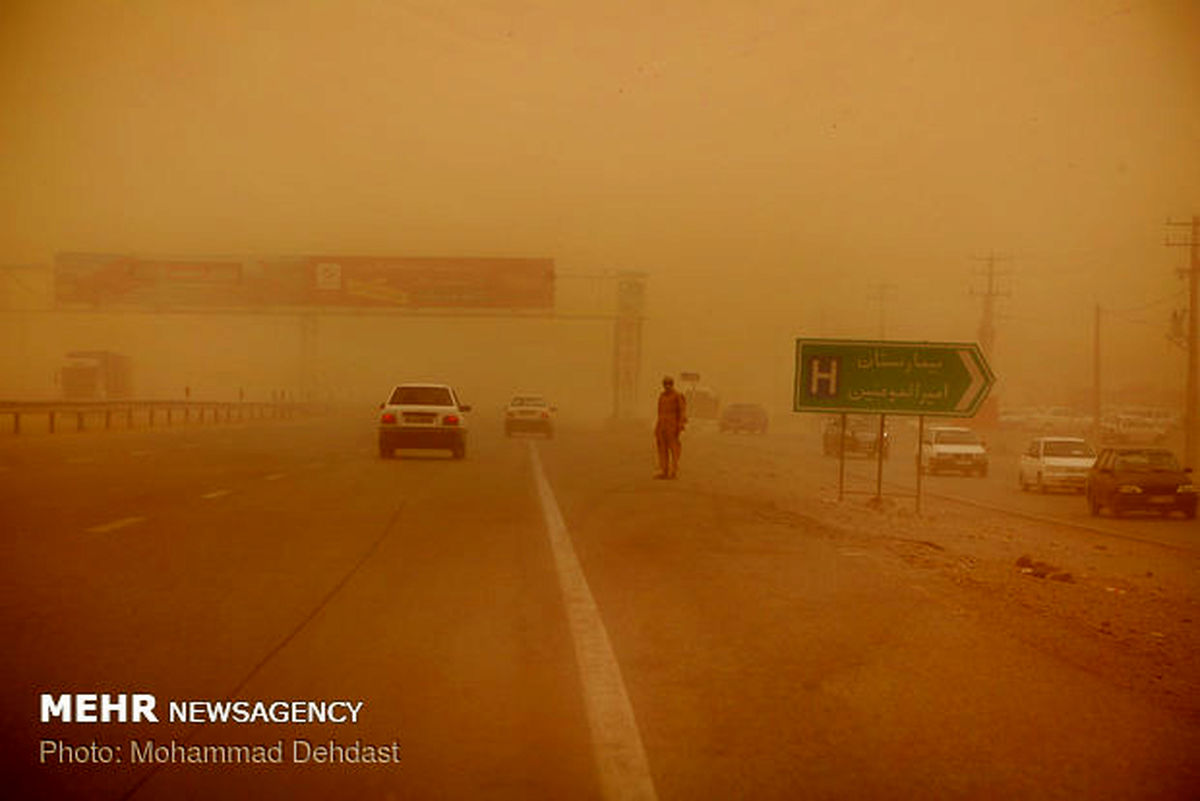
1117 485 1143 494
1178 484 1197 494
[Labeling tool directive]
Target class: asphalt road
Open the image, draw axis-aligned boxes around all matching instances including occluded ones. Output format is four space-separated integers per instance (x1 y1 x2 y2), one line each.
1 413 1197 800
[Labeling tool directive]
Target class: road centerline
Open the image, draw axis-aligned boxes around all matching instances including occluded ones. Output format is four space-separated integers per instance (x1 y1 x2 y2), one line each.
528 442 658 801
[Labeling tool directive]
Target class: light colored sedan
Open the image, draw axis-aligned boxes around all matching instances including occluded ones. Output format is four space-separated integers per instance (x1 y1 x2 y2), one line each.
378 382 471 459
1018 436 1096 493
504 394 555 438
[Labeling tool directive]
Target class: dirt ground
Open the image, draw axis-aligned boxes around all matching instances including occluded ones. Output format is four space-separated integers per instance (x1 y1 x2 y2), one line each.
681 427 1200 724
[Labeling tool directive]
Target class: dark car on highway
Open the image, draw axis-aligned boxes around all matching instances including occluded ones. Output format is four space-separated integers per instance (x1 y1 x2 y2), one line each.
719 403 768 434
1085 446 1196 519
823 415 889 458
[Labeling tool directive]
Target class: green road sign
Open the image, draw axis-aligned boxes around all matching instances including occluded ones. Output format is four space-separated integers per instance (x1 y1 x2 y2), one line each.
793 338 995 416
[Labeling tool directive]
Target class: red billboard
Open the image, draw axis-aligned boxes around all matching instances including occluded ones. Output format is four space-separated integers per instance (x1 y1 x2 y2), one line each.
54 253 555 310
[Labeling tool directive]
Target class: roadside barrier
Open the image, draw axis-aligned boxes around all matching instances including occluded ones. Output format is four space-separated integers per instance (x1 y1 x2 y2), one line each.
0 401 321 435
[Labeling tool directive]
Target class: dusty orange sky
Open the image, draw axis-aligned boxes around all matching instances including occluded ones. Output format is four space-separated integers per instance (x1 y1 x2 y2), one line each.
1 0 1197 409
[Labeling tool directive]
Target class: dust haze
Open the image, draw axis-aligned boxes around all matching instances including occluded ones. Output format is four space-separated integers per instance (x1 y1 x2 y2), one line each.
1 0 1197 418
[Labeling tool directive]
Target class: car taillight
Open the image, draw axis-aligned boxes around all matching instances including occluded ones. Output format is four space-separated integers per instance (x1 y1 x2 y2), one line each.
540 411 550 419
507 410 517 418
443 414 460 426
381 412 396 424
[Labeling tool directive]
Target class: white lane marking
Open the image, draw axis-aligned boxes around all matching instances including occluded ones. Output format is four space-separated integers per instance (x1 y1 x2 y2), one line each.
265 473 286 481
529 443 658 801
201 489 231 499
86 516 146 534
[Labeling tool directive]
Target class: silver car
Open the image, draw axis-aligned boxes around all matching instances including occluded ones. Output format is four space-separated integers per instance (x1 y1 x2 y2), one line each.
1018 436 1095 493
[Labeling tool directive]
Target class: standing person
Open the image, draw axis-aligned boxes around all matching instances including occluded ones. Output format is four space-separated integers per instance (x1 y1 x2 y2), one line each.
654 376 687 479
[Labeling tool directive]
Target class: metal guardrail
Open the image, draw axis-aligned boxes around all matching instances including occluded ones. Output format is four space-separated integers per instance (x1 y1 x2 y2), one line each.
0 400 316 435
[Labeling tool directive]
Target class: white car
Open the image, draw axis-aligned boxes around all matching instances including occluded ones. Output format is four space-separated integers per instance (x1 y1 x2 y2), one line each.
504 394 555 438
1101 413 1168 445
1029 406 1092 433
918 425 988 477
1018 436 1096 493
378 383 470 459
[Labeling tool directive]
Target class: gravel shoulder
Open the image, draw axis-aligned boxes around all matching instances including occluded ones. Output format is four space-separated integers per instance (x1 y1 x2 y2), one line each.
682 426 1200 721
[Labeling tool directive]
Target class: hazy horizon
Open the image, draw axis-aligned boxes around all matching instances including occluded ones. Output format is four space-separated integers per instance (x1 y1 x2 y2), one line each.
2 0 1197 415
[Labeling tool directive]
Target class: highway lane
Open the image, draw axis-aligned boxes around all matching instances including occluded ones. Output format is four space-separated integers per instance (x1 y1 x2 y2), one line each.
1 416 599 800
2 415 1199 799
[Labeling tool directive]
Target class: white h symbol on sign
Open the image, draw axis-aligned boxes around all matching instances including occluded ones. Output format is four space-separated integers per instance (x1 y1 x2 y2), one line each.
809 357 839 398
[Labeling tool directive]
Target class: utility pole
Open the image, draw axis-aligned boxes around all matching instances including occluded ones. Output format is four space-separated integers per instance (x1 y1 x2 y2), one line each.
613 272 646 420
1093 303 1102 442
1166 216 1199 468
872 283 896 339
970 253 1011 424
970 252 1011 356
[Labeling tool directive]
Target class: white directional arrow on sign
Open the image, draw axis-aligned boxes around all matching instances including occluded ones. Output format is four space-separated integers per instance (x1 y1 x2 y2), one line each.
954 347 987 413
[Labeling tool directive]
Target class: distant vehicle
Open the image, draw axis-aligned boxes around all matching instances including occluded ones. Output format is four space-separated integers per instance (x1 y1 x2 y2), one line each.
378 383 470 459
1100 413 1168 445
998 406 1037 427
1086 447 1196 519
918 425 987 476
59 350 133 400
1113 406 1181 432
1029 406 1091 433
684 385 720 421
504 394 555 438
719 403 768 434
823 415 889 458
1018 436 1096 493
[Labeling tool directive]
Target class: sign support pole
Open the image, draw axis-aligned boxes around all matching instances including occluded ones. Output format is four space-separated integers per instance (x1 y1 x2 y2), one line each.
916 415 925 515
837 412 846 502
793 338 994 515
875 413 886 502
